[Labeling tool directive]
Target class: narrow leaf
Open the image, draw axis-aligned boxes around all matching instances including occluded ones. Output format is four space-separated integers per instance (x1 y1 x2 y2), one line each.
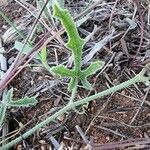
14 41 41 60
5 88 13 103
53 1 84 50
40 46 47 64
81 61 105 77
51 65 75 77
80 77 92 90
68 78 77 91
0 104 7 126
53 1 85 73
8 97 38 107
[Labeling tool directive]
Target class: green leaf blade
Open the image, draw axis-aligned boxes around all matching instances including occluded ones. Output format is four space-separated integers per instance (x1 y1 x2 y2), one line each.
80 61 104 90
8 97 38 107
40 46 47 64
53 1 85 73
0 104 7 126
51 65 75 77
80 77 92 90
14 41 41 60
81 61 105 77
52 1 105 91
53 3 84 50
5 88 14 103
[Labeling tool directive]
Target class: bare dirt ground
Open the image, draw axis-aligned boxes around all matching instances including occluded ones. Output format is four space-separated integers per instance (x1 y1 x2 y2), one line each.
0 0 150 150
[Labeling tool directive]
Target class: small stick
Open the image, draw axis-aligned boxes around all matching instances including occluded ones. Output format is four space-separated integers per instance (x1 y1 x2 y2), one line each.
133 0 144 57
129 87 150 124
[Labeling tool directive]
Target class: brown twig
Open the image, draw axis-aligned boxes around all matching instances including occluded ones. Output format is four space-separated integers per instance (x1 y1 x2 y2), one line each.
108 0 119 30
108 0 119 53
129 87 149 125
0 0 50 91
92 138 150 150
133 0 144 57
0 29 63 91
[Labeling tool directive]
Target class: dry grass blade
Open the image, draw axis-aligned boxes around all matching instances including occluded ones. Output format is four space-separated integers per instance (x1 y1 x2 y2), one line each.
92 138 150 150
83 29 115 64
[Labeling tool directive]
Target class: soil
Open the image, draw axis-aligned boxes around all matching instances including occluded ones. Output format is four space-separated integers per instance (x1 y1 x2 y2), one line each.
0 0 150 150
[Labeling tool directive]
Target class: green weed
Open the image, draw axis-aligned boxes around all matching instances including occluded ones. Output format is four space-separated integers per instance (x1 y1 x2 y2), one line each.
0 1 149 149
51 1 104 91
0 88 37 126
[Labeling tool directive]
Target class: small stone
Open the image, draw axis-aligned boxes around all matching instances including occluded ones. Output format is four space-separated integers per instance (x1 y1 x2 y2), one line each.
106 136 110 141
121 90 126 95
16 145 22 150
57 114 65 122
123 113 127 117
39 140 46 144
2 25 7 30
41 145 46 150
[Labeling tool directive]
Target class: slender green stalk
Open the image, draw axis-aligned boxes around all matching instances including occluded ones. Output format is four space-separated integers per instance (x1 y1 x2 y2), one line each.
1 70 149 149
69 79 78 103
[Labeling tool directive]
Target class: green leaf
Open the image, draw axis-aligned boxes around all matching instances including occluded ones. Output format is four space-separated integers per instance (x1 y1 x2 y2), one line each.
52 1 105 91
40 46 47 64
79 61 104 90
8 97 38 107
53 1 85 73
53 3 84 49
80 77 92 90
14 41 41 60
0 104 7 126
0 88 14 126
51 65 75 77
5 88 14 103
68 78 77 91
81 61 105 77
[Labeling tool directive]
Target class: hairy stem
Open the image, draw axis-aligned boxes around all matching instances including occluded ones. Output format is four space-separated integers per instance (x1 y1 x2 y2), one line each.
0 72 148 149
69 79 78 103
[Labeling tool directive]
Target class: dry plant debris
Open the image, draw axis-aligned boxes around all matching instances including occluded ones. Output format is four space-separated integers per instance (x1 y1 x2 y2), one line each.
0 0 150 149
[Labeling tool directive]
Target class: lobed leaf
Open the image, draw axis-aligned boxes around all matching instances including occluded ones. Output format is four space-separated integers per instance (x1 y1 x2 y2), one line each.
53 2 84 51
81 61 105 77
80 77 92 90
51 65 75 77
0 88 38 126
8 97 38 107
79 61 104 90
52 0 105 91
53 1 85 73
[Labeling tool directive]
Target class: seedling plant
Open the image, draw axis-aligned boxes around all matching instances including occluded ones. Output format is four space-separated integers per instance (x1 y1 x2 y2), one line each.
0 0 149 149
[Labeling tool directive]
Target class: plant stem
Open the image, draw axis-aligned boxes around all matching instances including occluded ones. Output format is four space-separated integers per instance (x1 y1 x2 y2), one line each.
0 72 148 149
69 79 78 103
